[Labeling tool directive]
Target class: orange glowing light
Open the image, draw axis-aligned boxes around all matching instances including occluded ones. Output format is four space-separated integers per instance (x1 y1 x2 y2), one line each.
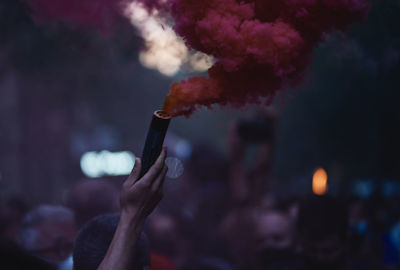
312 168 328 195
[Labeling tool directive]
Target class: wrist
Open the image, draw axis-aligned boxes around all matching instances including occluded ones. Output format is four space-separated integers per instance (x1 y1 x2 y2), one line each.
120 210 145 235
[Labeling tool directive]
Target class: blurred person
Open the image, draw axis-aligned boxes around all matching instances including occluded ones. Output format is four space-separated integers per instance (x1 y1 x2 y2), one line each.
346 197 374 266
65 179 120 228
254 210 297 269
73 214 150 270
257 193 277 213
220 202 259 270
380 196 400 267
277 197 301 222
150 253 178 270
0 239 54 270
0 195 28 243
147 210 188 267
158 142 231 268
228 112 275 205
348 197 369 237
188 257 233 270
19 205 77 266
361 195 391 269
382 225 400 268
297 195 364 270
147 211 179 257
163 141 229 219
73 148 168 270
185 197 233 270
221 113 276 270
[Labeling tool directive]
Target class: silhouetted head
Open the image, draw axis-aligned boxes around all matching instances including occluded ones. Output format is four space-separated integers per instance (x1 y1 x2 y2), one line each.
255 210 294 251
65 180 120 227
297 195 348 270
73 214 150 270
0 239 53 270
19 205 77 264
0 195 28 242
255 210 296 269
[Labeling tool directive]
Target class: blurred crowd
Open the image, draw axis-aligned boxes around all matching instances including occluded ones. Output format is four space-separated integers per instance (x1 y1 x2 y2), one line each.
1 117 400 270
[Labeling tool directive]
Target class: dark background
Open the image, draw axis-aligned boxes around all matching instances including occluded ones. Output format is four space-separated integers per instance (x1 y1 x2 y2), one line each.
0 0 399 204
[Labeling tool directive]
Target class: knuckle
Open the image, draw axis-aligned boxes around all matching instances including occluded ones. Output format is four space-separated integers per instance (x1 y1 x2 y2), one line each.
154 162 163 171
122 181 131 189
141 180 152 189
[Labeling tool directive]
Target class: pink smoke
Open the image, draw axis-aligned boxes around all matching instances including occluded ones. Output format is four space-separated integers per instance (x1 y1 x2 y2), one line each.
162 0 370 116
25 0 370 116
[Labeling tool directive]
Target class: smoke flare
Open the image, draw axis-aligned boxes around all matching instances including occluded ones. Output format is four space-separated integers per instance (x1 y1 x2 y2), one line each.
161 0 370 116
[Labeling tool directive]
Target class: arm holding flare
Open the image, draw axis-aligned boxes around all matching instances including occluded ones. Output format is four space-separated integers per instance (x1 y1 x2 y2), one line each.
97 111 171 270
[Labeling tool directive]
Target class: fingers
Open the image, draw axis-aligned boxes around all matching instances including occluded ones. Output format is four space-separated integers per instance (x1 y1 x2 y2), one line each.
127 158 142 184
152 165 168 192
141 147 167 186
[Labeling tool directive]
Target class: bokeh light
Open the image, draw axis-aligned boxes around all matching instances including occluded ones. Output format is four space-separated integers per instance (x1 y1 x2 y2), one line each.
165 157 184 179
80 151 135 178
312 168 328 195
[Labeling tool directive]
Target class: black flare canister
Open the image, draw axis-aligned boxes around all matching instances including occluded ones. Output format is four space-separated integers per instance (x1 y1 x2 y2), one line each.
139 110 171 178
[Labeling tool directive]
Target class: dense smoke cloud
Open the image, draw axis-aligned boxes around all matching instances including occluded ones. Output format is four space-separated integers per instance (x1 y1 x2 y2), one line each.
24 0 370 116
163 0 370 116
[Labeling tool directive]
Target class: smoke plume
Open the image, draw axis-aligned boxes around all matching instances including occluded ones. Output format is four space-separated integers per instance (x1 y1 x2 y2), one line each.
162 0 370 116
25 0 370 116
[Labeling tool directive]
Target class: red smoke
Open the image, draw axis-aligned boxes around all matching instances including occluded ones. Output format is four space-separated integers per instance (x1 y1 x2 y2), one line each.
25 0 370 116
162 0 370 116
25 0 124 32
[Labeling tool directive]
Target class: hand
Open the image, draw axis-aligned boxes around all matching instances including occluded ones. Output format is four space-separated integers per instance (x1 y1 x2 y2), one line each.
98 149 167 270
120 147 168 223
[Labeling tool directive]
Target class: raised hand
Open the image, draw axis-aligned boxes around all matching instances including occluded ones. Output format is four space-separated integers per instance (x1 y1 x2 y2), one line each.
120 147 168 221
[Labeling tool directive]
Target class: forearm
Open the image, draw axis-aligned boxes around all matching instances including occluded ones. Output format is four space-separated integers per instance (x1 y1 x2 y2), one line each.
97 213 144 270
98 150 167 270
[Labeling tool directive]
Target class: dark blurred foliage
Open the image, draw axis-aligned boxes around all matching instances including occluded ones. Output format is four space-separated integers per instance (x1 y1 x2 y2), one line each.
275 0 400 188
